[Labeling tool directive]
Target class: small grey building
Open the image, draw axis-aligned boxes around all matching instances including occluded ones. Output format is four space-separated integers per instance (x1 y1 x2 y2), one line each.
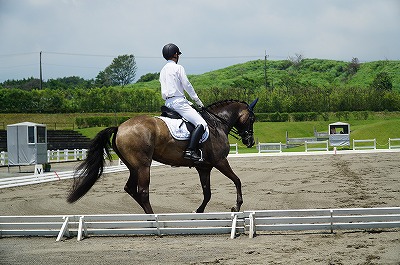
328 122 350 147
7 122 47 166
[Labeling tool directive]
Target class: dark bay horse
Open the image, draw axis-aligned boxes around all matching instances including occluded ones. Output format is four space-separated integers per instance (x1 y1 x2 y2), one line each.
67 99 258 214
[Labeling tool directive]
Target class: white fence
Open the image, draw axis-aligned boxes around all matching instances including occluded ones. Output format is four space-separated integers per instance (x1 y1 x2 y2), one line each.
229 143 238 154
0 164 128 189
305 140 329 152
0 149 87 166
47 149 87 163
1 207 399 241
353 139 376 150
245 207 400 238
257 142 282 153
389 138 400 149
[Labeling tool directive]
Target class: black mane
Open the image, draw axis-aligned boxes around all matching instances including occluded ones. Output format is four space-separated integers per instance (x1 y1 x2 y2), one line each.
205 99 248 111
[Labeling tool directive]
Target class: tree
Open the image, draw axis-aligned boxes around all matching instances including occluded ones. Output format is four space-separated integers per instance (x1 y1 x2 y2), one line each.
288 53 304 69
347 57 360 76
371 72 393 91
96 54 137 86
136 72 159 83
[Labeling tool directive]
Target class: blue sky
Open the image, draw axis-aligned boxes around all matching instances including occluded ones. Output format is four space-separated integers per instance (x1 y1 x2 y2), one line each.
0 0 399 82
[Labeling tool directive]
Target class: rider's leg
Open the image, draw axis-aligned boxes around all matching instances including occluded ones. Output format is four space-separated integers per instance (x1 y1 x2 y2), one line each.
165 98 207 161
184 124 205 161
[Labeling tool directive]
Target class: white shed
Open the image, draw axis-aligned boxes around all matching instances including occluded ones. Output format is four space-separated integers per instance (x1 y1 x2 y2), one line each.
7 122 48 166
328 122 350 147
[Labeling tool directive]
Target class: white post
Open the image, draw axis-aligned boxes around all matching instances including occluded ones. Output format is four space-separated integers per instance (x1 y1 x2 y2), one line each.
64 149 68 161
230 213 238 239
249 212 255 238
0 151 5 166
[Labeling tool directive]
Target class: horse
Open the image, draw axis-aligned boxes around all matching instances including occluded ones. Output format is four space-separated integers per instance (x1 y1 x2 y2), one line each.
67 98 258 214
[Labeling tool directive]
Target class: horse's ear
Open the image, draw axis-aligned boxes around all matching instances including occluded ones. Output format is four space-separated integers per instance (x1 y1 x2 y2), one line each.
249 98 259 111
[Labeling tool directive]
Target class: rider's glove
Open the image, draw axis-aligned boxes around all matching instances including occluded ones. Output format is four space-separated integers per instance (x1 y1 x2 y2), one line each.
195 99 204 108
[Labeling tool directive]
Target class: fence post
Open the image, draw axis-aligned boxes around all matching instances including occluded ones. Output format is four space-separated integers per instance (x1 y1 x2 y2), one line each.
249 212 255 238
0 151 5 166
56 216 70 242
230 213 238 239
64 149 68 161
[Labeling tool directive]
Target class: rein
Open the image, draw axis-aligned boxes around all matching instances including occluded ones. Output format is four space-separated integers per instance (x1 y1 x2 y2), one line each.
200 107 251 141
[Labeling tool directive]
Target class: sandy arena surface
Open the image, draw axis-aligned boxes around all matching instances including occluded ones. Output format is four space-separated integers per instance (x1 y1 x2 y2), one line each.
1 152 399 264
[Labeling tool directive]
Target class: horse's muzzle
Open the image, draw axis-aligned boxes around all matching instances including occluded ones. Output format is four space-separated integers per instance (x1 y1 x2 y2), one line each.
241 131 255 148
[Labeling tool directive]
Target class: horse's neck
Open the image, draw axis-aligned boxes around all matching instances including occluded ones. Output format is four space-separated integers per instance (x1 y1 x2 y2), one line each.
209 104 240 133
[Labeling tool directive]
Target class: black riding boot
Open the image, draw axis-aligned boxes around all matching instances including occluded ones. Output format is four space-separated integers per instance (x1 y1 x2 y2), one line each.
184 124 205 161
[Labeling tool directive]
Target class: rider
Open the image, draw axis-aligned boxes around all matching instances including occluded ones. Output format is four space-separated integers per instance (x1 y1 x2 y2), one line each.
159 43 208 162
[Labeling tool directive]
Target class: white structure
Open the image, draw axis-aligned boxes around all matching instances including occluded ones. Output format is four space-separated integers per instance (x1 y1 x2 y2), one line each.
7 122 47 166
328 122 350 147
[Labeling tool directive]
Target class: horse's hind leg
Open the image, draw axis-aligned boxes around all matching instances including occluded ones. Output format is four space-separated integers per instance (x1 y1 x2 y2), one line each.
124 167 154 214
215 158 243 212
195 166 212 213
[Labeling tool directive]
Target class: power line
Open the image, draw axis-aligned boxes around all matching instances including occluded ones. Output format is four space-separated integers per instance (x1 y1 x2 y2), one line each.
43 63 103 69
0 52 37 57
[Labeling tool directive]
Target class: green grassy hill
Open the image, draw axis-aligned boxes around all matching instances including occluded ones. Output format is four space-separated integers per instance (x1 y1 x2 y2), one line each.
184 59 399 91
124 59 400 92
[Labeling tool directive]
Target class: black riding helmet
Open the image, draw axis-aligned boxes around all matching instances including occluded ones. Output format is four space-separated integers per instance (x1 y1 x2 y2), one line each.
162 43 182 60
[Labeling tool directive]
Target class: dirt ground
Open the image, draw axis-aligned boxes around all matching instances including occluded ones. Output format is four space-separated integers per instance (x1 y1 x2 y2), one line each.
1 152 399 264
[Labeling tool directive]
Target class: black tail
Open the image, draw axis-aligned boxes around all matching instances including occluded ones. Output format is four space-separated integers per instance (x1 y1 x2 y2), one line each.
67 127 118 203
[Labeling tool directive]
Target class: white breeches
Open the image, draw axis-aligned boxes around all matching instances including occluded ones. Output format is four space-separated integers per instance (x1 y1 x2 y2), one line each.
165 97 208 128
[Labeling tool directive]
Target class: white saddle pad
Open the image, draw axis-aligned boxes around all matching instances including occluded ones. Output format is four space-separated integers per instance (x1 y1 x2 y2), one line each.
156 116 209 143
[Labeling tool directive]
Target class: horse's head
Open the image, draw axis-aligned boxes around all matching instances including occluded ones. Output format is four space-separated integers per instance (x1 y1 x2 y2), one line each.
235 98 258 148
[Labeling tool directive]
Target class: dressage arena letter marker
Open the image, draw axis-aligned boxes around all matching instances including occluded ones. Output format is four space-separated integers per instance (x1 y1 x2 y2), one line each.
34 164 43 175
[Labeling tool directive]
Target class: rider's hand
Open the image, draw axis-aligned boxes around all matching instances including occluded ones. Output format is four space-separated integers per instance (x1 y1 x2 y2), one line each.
195 99 204 108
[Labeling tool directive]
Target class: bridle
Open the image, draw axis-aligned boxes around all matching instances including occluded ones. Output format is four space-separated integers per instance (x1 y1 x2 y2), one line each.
201 106 255 143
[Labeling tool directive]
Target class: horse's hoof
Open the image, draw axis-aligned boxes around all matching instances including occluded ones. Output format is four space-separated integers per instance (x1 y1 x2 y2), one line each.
231 206 239 212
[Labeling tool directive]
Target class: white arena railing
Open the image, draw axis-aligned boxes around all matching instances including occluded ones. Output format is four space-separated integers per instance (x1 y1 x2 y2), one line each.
305 140 329 152
47 149 87 163
1 207 399 241
229 143 238 154
257 142 282 153
0 149 88 166
0 162 165 189
353 139 376 150
389 138 400 149
245 207 400 238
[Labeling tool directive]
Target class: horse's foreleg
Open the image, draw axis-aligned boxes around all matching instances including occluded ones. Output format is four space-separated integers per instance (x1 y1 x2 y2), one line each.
215 158 243 212
124 167 154 214
195 166 212 213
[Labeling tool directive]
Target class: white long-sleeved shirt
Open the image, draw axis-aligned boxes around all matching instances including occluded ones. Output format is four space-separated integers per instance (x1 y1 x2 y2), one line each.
159 60 201 103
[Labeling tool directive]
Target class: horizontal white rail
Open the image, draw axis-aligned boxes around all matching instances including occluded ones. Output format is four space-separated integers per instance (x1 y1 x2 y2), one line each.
0 165 126 189
389 138 400 149
353 139 376 150
245 207 400 238
305 140 328 152
258 142 282 153
0 212 245 241
0 161 163 189
1 207 399 241
0 149 88 166
47 149 87 163
229 143 238 154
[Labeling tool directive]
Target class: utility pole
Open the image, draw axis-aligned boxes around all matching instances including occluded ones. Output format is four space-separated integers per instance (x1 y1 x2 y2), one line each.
264 50 269 90
39 51 43 90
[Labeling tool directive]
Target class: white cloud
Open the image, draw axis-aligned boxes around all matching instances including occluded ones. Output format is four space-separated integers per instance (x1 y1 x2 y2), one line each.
0 0 399 82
